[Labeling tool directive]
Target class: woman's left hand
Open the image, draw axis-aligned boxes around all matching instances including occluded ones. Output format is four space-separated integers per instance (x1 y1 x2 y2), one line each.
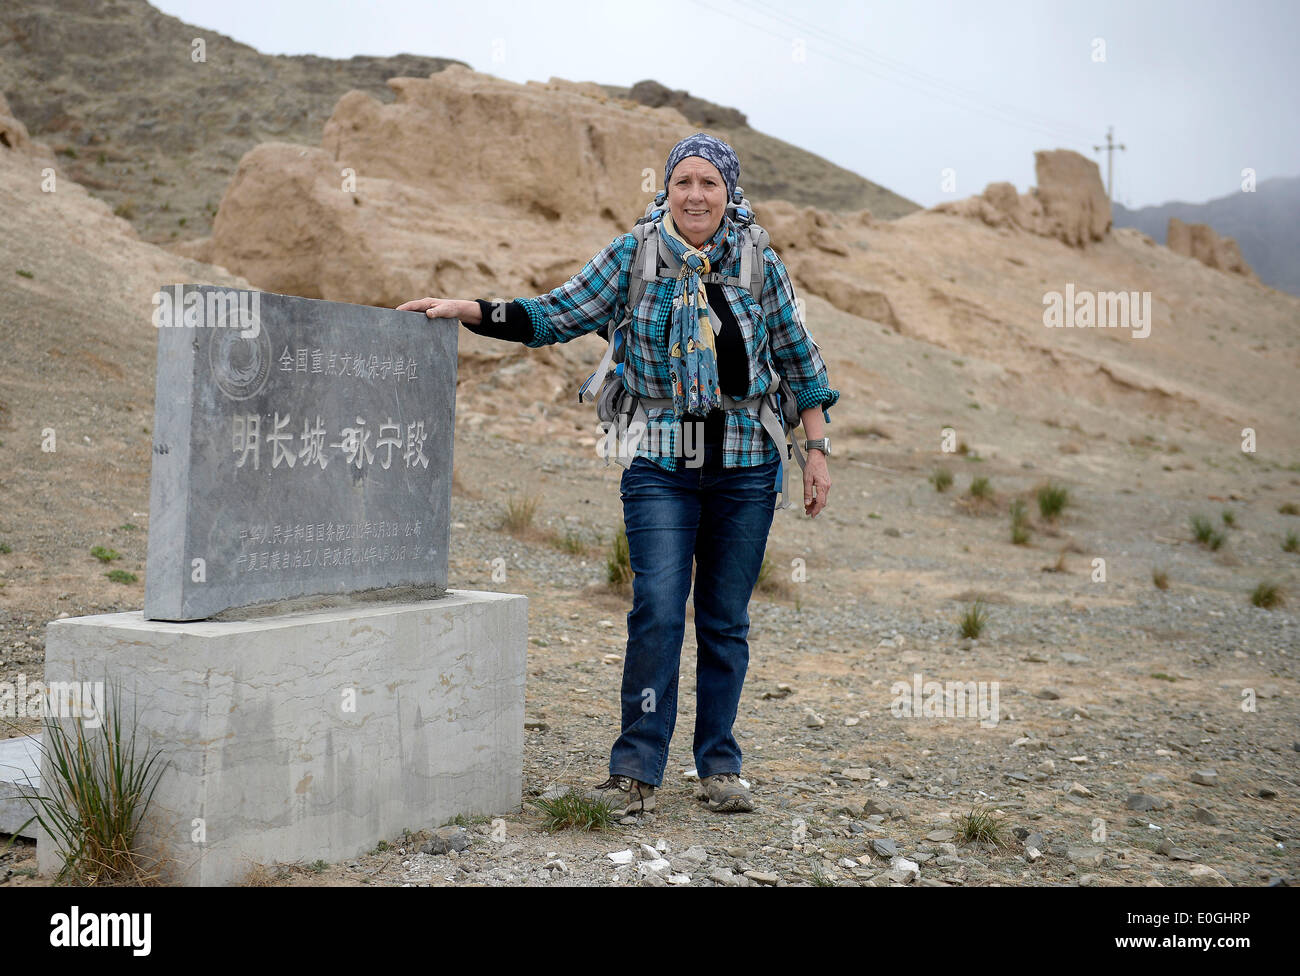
803 450 831 518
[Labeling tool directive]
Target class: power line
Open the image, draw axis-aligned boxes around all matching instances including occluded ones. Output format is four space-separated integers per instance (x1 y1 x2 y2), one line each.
741 0 1102 144
693 0 1099 149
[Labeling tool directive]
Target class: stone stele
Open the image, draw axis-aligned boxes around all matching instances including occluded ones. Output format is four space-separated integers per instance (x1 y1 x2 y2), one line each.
144 284 455 620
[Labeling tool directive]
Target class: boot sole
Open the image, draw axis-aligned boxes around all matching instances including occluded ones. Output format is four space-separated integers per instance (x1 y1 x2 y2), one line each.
700 793 754 813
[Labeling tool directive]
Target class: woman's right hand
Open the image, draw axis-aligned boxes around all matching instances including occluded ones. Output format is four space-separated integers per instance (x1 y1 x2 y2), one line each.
396 297 481 325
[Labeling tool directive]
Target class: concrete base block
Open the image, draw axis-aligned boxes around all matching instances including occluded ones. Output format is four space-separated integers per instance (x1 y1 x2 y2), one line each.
0 734 40 837
37 589 526 886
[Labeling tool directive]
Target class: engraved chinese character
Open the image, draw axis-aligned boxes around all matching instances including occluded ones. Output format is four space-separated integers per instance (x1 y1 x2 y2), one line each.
376 419 402 469
311 348 323 373
404 420 429 469
298 415 329 470
332 417 374 469
268 411 297 469
278 346 294 371
233 414 260 470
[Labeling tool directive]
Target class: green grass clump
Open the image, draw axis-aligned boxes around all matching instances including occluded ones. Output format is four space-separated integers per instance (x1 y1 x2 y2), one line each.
1036 481 1070 521
809 862 837 887
606 525 632 588
930 468 954 492
553 528 586 554
1009 499 1031 545
500 493 540 533
1221 509 1236 527
1283 532 1299 554
958 599 987 639
90 546 121 563
7 678 168 885
1279 502 1299 516
16 269 34 279
1250 582 1283 609
1189 514 1225 550
0 542 12 554
105 569 137 584
950 803 1011 848
1152 567 1169 590
968 475 992 499
531 789 616 832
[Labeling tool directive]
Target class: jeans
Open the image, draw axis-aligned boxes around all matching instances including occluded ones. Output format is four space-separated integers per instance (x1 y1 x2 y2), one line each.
609 441 780 787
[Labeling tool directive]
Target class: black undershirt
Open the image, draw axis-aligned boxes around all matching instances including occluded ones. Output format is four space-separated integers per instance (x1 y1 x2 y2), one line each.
469 287 749 446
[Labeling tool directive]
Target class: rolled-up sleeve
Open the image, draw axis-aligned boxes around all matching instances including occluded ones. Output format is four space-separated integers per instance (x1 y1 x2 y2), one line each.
762 246 840 424
517 234 635 348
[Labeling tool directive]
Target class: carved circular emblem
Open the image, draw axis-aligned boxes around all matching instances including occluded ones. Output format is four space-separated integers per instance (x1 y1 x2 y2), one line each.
208 308 271 401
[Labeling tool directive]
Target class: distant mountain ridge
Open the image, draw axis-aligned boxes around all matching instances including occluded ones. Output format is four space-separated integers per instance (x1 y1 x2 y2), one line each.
1112 176 1300 296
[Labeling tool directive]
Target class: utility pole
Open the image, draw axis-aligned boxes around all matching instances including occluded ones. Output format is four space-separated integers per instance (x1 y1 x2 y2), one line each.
1093 126 1126 202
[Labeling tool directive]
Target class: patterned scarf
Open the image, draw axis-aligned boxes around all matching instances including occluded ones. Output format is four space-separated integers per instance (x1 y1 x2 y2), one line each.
658 210 734 419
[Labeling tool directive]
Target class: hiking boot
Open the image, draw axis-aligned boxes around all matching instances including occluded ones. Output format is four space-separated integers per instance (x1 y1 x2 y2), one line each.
584 775 655 816
697 772 754 813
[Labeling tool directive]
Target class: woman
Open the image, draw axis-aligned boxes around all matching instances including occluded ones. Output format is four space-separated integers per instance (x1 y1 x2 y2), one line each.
399 132 838 816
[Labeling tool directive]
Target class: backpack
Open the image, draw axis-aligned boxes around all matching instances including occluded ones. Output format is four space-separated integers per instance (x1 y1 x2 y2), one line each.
579 187 808 510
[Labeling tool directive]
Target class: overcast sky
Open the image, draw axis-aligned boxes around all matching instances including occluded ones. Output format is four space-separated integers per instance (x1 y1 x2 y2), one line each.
154 0 1299 211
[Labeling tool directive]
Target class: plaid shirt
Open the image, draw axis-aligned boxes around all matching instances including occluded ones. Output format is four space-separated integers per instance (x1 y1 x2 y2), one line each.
517 230 840 471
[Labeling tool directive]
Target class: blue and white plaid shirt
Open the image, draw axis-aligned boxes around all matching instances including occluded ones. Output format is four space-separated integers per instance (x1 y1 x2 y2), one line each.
517 229 840 472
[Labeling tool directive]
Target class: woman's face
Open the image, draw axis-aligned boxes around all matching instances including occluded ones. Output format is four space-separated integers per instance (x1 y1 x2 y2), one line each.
667 157 727 247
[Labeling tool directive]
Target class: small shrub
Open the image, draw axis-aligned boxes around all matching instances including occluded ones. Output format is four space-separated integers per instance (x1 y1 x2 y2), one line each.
1250 582 1283 609
1283 532 1299 554
809 862 836 887
1278 502 1299 516
105 569 138 584
113 201 135 219
531 790 615 832
951 804 1010 848
1189 514 1225 550
930 468 954 492
553 528 586 554
606 525 632 588
1009 499 1031 545
90 546 121 563
1221 509 1236 527
0 542 12 554
500 493 540 533
9 677 168 885
968 476 992 499
1036 481 1070 521
15 269 33 279
958 599 987 639
1152 567 1169 590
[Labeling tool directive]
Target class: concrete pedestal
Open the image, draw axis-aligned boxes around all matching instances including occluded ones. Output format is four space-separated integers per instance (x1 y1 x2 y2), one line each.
37 589 526 886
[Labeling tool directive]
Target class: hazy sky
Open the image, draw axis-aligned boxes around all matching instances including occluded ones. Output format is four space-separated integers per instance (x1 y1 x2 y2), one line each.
153 0 1299 211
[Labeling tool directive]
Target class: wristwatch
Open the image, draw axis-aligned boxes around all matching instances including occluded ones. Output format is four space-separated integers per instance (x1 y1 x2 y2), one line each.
804 437 831 457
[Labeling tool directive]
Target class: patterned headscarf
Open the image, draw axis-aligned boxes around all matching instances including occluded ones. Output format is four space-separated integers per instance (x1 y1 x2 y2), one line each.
663 132 740 205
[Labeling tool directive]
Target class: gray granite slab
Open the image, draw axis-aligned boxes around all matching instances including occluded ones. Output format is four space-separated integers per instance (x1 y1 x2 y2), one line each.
144 285 456 620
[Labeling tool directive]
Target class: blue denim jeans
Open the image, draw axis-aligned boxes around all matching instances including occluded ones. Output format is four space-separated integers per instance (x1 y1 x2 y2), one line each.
610 441 780 787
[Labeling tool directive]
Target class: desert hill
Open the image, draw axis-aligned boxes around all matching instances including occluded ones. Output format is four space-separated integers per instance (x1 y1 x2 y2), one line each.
0 0 917 249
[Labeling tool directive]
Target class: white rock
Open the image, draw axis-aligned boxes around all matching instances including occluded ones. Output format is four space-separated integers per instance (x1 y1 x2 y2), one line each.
889 856 920 881
608 849 634 865
638 858 672 876
667 873 692 885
